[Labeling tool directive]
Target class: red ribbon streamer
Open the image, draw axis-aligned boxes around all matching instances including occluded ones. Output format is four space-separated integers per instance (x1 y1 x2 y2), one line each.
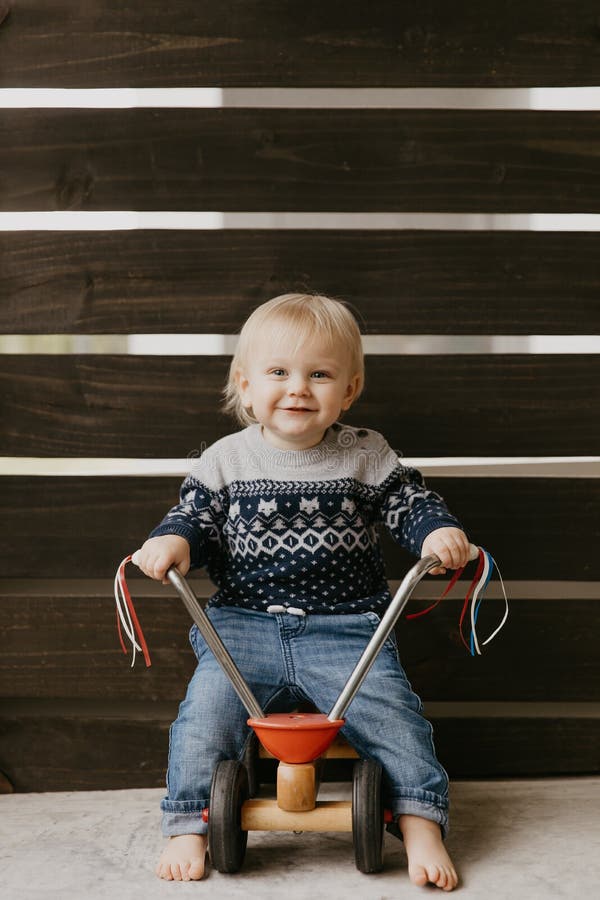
406 548 487 655
406 565 465 620
458 550 485 653
116 555 152 667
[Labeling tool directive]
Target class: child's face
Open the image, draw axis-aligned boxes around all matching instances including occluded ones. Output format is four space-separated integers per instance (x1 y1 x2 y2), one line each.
235 338 360 450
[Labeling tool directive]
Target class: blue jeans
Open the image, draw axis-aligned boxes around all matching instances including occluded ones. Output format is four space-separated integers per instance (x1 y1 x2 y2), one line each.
161 606 449 839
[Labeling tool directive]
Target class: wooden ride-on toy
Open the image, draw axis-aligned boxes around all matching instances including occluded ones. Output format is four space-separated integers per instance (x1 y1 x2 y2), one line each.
166 544 479 874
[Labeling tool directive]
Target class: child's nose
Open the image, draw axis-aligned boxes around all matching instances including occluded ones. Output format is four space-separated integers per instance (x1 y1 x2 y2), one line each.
288 375 310 394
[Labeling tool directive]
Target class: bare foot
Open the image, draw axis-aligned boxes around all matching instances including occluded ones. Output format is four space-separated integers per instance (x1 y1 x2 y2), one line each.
398 814 458 891
155 833 208 881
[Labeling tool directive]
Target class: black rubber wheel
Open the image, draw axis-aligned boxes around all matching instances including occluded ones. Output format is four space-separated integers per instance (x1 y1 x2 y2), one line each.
208 760 249 873
352 759 384 873
242 731 261 798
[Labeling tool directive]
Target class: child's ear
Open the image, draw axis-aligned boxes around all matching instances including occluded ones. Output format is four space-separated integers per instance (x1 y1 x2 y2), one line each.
341 373 361 410
233 369 252 409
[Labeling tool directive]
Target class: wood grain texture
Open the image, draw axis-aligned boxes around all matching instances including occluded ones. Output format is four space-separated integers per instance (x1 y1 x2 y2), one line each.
1 355 598 457
1 1 599 87
1 591 598 702
2 230 599 335
1 707 597 791
0 476 598 580
3 109 600 212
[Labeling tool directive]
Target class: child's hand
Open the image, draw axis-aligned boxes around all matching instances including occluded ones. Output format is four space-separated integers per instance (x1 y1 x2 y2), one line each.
133 535 191 584
421 527 470 576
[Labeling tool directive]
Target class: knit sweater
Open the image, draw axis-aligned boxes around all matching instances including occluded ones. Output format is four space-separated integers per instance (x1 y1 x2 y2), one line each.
149 421 462 615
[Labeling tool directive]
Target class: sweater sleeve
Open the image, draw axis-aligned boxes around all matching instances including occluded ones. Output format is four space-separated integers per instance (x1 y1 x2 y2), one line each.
376 463 463 556
148 474 225 569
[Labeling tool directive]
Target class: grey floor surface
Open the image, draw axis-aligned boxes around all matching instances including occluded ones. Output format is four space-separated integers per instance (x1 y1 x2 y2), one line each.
1 778 599 900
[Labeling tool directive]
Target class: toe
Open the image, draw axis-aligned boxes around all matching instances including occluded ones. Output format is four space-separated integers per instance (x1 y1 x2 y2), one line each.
188 856 205 880
439 865 457 891
171 862 182 881
425 864 442 887
159 862 173 881
180 861 191 882
446 866 459 891
409 864 429 887
437 866 448 888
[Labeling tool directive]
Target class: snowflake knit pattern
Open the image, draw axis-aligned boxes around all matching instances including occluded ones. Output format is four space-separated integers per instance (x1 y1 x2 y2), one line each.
149 422 461 614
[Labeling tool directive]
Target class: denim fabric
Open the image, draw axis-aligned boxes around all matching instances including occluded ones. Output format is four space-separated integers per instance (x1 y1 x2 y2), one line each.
161 606 449 839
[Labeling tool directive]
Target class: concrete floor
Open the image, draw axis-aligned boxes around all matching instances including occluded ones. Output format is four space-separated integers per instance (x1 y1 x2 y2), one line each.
1 778 599 900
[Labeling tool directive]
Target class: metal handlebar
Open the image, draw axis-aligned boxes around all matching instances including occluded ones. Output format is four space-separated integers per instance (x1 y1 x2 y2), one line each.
166 567 266 719
327 543 479 721
165 543 480 724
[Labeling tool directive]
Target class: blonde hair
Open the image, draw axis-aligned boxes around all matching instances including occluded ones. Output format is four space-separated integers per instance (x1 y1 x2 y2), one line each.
221 293 365 428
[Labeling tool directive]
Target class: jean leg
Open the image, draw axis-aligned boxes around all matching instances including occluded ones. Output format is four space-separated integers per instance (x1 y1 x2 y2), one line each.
295 613 450 838
160 607 291 836
160 658 247 834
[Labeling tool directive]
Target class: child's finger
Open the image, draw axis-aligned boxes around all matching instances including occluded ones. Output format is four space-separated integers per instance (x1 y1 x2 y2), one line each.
446 547 462 569
434 547 454 570
161 568 175 584
458 545 471 567
161 560 188 584
152 554 172 581
442 539 468 570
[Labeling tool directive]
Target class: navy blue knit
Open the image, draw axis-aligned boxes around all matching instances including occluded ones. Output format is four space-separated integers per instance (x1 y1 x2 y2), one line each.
149 422 462 614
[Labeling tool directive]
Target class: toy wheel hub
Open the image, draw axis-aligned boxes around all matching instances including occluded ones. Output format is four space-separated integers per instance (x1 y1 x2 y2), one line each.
247 712 344 763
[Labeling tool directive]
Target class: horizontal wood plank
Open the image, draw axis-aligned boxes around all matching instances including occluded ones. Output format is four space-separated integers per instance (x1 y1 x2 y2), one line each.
1 355 598 457
1 590 598 702
2 230 599 335
0 477 598 580
1 1 599 88
1 706 597 790
3 110 600 212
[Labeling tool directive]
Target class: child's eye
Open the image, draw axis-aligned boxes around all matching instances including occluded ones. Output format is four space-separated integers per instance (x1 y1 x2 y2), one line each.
268 369 331 378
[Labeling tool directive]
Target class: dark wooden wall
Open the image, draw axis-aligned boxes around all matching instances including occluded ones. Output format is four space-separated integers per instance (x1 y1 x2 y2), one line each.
1 1 599 792
2 1 600 87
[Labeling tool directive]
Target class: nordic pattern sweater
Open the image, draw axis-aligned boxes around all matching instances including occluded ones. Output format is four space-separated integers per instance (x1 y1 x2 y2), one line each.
149 421 462 614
